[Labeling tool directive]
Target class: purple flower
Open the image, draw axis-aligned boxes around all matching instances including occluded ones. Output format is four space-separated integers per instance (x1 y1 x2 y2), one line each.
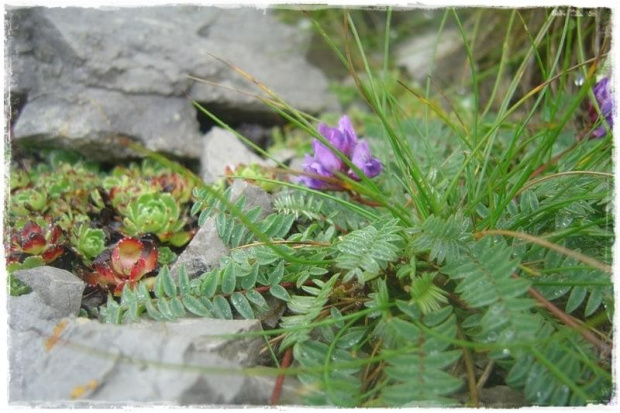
297 154 332 190
589 77 613 138
311 139 344 172
298 115 383 190
350 140 383 179
317 115 358 157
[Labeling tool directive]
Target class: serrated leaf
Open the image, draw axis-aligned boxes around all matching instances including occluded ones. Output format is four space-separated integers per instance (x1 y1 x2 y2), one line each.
270 284 291 302
213 295 233 320
231 292 255 319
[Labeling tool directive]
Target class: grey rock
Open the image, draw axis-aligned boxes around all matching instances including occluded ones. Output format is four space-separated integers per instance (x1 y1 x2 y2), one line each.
171 180 273 280
7 6 336 161
395 28 467 83
260 295 287 329
10 317 295 405
201 127 273 183
11 266 85 323
170 216 230 281
270 148 298 165
12 88 202 162
9 266 86 402
289 156 306 173
228 180 274 219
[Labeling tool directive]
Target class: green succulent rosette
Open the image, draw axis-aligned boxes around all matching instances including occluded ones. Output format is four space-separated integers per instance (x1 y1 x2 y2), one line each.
157 246 178 266
70 224 106 263
102 175 155 211
10 188 48 216
10 170 31 191
122 193 191 246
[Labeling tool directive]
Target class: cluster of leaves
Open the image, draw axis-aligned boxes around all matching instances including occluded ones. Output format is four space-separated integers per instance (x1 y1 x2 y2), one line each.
6 150 198 295
37 6 617 409
99 165 613 407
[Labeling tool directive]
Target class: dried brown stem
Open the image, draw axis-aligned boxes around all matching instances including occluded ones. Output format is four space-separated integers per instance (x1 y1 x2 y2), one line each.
515 275 611 358
458 328 479 407
270 346 294 406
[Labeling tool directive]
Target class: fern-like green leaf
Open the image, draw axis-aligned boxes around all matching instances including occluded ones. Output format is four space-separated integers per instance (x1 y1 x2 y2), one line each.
293 339 363 407
279 274 339 350
412 213 472 265
334 219 404 283
377 307 462 406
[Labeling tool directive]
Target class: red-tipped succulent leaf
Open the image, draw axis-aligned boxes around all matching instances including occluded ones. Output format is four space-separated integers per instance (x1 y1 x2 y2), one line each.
88 237 158 293
111 237 158 282
11 220 64 262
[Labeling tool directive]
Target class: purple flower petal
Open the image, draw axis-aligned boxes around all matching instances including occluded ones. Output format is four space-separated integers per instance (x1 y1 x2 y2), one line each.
297 154 332 190
349 140 383 179
338 115 359 149
298 115 383 189
589 77 613 137
312 139 344 172
318 124 356 157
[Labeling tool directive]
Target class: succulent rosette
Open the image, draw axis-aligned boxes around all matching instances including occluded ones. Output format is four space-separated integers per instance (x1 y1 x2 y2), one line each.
10 188 48 217
10 170 31 191
298 115 383 190
123 193 191 246
102 175 155 211
10 218 64 263
153 172 193 204
70 224 107 264
87 237 158 294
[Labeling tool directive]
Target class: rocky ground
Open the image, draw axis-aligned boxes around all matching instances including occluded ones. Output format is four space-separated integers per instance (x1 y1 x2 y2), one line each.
5 6 474 407
5 5 329 406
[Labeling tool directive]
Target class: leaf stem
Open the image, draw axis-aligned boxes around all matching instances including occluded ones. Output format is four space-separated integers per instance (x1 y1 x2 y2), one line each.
476 229 612 274
270 346 293 405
